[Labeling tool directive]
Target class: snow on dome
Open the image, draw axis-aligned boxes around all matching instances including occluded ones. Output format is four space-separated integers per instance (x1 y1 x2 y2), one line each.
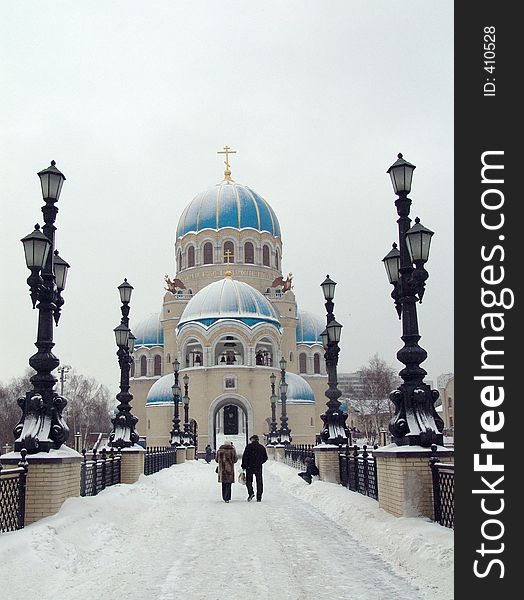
133 313 164 348
278 372 315 404
146 373 175 406
296 309 325 345
178 276 281 330
176 180 281 239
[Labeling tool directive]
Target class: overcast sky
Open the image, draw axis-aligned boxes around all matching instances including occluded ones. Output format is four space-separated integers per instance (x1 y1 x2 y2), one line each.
0 1 453 397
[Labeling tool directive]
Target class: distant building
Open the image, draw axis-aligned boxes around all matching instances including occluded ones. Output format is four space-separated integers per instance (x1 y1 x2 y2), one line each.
440 376 454 434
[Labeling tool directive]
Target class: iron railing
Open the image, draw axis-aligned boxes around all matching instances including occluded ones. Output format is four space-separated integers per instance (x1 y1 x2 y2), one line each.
283 444 315 468
144 446 178 475
430 446 454 529
0 449 28 532
80 447 121 497
339 444 379 500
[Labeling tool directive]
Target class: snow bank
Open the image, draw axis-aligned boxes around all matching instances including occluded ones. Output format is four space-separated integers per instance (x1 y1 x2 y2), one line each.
266 460 454 600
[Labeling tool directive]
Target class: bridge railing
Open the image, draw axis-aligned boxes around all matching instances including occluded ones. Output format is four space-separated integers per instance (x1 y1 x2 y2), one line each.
430 447 454 529
339 444 379 501
0 449 29 532
80 447 121 497
144 446 177 475
283 444 315 469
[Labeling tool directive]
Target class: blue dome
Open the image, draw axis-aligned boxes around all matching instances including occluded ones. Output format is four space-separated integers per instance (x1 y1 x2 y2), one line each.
146 373 175 406
178 276 281 330
176 180 281 239
278 372 315 404
133 313 164 347
296 309 325 345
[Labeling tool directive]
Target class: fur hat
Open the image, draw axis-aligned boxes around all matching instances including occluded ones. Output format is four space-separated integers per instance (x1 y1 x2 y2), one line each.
250 434 259 441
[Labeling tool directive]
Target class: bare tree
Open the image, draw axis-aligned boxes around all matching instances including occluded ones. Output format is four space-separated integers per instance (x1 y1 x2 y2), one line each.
347 355 397 444
0 369 114 451
62 370 114 449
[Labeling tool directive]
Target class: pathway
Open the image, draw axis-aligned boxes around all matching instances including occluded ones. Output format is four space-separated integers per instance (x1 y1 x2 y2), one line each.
1 460 428 600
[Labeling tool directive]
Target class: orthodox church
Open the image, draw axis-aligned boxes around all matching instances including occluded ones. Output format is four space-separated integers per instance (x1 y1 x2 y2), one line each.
129 148 328 453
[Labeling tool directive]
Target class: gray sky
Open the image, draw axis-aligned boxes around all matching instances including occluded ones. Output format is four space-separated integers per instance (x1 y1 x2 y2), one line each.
0 1 453 396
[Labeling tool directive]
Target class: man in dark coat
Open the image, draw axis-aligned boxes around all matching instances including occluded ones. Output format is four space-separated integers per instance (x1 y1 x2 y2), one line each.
241 434 268 502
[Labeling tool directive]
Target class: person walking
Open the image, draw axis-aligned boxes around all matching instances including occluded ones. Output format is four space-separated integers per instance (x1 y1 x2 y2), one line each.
241 434 268 502
205 444 213 463
298 456 319 484
215 440 237 503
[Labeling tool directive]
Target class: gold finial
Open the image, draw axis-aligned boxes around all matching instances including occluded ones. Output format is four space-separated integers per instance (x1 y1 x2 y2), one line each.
217 145 237 181
225 270 233 277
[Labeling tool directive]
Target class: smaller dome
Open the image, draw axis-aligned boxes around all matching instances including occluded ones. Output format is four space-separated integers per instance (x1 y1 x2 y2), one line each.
134 313 164 347
178 276 281 330
296 309 325 345
278 372 315 404
146 373 175 405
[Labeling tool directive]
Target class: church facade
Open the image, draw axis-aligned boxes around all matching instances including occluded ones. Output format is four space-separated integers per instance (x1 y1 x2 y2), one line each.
129 151 329 452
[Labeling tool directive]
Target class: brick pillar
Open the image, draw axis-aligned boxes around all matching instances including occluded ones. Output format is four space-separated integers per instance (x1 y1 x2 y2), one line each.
186 446 196 460
274 444 285 462
120 446 145 484
1 446 82 525
176 445 187 463
374 445 454 518
266 445 275 460
314 444 341 484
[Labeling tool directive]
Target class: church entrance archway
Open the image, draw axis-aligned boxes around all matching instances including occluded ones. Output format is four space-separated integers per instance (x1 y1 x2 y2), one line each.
208 394 253 456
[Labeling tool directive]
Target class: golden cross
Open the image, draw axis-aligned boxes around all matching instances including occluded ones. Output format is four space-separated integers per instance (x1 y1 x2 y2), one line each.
224 249 233 264
217 145 237 180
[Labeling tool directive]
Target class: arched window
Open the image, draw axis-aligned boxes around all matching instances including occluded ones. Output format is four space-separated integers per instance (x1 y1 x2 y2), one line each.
224 241 234 264
166 353 171 363
130 360 135 377
203 242 213 264
177 250 183 272
314 353 321 374
187 245 195 268
299 353 307 374
154 354 162 376
262 245 270 266
140 356 147 377
244 241 254 264
275 249 280 270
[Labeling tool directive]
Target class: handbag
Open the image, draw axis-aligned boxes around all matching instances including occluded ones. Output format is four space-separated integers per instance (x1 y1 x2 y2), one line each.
238 470 246 485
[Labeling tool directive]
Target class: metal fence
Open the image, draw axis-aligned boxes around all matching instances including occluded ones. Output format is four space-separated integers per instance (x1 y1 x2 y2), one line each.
283 444 315 468
430 449 454 529
80 447 122 497
339 444 379 500
144 446 178 475
0 449 28 533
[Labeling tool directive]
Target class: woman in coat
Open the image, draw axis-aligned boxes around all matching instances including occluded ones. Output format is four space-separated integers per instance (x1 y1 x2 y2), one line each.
205 444 213 463
215 441 238 502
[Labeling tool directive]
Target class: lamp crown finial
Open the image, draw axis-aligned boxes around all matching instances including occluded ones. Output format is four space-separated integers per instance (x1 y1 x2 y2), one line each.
398 153 403 159
35 223 40 230
392 242 397 248
415 217 420 223
51 160 56 166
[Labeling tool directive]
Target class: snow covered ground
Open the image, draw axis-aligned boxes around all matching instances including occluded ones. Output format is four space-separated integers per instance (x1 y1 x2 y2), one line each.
0 460 453 600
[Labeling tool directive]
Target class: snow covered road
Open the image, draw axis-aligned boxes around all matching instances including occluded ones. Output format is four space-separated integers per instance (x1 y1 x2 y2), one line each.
0 460 451 600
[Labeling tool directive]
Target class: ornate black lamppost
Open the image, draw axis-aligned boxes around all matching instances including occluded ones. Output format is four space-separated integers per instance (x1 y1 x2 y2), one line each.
382 153 443 447
267 372 279 445
170 359 183 446
182 374 193 445
15 161 70 453
318 276 350 445
277 358 292 444
109 279 140 449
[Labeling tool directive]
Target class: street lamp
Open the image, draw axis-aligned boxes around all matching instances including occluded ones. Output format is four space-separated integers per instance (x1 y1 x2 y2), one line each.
109 279 140 449
267 373 279 445
170 359 183 446
182 374 193 445
382 153 443 447
318 275 350 445
277 358 292 444
14 161 70 453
